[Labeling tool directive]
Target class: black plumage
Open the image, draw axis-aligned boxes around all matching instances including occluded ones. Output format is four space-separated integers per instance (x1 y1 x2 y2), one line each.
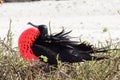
30 24 109 65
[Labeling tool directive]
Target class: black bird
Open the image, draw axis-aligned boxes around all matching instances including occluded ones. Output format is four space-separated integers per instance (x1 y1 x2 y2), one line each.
18 22 114 65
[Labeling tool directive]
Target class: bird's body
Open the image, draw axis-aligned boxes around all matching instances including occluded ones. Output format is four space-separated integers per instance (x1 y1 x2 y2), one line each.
18 22 112 65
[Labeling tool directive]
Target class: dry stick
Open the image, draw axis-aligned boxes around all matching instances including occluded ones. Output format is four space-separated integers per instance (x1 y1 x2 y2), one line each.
0 40 15 52
49 21 52 36
0 19 16 52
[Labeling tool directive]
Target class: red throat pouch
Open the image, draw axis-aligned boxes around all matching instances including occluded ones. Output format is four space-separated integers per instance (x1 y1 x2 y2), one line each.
18 27 40 61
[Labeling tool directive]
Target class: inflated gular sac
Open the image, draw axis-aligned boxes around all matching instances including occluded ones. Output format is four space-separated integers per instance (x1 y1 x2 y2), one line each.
18 27 40 61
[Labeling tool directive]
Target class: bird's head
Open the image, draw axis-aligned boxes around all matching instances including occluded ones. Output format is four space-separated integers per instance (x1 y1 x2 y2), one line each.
28 22 48 39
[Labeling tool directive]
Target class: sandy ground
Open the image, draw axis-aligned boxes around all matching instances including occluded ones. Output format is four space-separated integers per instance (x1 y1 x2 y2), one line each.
0 0 120 47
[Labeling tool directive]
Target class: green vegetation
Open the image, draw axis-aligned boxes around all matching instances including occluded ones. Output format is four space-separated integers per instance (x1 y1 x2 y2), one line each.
0 24 120 80
103 27 108 33
117 9 120 15
39 55 48 62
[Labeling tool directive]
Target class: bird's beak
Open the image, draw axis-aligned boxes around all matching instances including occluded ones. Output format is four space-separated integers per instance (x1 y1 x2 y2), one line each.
28 22 38 28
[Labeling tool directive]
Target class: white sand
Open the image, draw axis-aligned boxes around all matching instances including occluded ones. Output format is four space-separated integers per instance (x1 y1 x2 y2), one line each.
0 0 120 47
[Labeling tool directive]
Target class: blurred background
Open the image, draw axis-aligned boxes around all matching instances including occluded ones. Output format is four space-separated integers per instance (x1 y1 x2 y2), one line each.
0 0 120 47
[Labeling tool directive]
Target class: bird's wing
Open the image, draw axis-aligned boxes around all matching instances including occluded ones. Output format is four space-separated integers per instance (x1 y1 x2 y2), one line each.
49 29 95 52
58 46 108 62
58 46 94 62
31 44 57 65
74 42 95 52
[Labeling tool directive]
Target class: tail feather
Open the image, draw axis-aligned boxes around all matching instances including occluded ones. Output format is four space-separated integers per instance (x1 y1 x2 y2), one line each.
87 47 120 54
91 56 109 61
